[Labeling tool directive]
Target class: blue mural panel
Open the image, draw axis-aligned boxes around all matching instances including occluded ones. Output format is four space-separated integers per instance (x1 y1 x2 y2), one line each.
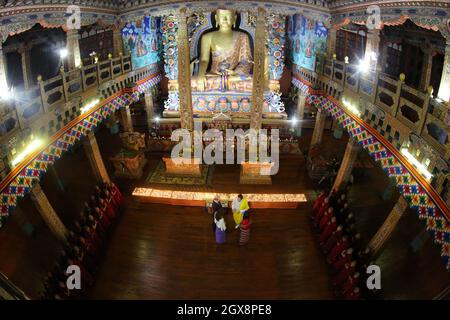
122 16 160 70
291 15 328 71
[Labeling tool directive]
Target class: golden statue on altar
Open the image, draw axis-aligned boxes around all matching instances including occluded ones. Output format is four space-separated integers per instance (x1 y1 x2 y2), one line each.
192 9 256 92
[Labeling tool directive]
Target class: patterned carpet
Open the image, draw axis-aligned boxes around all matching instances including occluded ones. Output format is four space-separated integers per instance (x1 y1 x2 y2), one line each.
146 161 214 186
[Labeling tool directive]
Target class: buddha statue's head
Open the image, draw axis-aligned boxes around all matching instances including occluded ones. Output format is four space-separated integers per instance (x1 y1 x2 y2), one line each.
215 9 237 31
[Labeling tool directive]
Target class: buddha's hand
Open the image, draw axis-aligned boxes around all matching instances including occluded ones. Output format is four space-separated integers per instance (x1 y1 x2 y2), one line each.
196 74 206 91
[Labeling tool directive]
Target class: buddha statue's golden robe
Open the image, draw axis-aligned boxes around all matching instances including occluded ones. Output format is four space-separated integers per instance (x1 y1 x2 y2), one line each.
192 9 255 92
210 32 252 76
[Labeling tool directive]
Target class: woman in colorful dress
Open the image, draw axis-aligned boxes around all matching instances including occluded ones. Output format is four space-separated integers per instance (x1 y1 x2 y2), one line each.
231 194 250 229
239 213 253 246
214 209 227 244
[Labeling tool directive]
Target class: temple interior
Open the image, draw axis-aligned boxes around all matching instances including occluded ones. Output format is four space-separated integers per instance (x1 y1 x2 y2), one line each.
0 0 449 300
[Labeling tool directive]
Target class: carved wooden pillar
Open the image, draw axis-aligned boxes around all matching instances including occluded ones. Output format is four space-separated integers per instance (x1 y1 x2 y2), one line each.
120 105 133 132
438 38 450 102
364 29 381 70
113 27 124 57
66 29 82 70
297 92 307 120
420 47 433 92
250 7 267 130
378 38 389 73
295 92 307 136
332 137 359 192
83 131 111 184
177 8 193 131
18 45 33 90
327 28 337 59
309 109 327 152
145 92 154 130
368 196 409 256
30 183 67 242
0 42 8 91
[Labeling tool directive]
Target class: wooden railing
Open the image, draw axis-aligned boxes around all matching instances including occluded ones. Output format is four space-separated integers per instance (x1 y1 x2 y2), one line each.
0 55 132 140
305 58 449 156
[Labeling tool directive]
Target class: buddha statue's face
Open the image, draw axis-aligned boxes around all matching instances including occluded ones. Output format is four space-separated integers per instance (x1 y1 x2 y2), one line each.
215 9 236 31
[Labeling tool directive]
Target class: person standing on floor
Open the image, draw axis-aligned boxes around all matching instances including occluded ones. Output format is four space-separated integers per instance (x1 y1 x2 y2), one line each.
211 195 223 233
212 195 222 213
214 209 227 244
239 212 253 245
232 194 250 229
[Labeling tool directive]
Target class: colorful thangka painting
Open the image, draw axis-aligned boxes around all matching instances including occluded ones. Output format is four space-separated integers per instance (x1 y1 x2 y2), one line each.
291 15 328 71
122 16 160 70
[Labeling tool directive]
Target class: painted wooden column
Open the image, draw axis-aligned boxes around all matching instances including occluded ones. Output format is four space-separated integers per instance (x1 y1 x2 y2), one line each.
364 29 381 70
250 7 267 131
30 183 67 242
378 39 389 73
18 45 33 90
83 131 111 184
297 92 307 120
332 137 360 192
113 27 124 57
295 92 307 136
177 8 194 131
438 38 450 102
368 196 409 256
66 29 81 70
0 42 8 91
327 28 337 59
119 105 133 132
420 47 434 92
145 92 154 130
309 109 327 151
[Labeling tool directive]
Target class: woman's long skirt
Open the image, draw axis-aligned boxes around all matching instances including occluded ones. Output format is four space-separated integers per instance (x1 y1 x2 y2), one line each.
215 228 226 244
239 229 250 245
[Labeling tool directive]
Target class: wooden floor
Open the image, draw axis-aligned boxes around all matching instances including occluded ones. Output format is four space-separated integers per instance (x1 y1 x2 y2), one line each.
90 202 333 299
89 125 335 299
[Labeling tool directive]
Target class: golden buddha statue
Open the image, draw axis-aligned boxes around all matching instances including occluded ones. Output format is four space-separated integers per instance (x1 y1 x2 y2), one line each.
193 9 254 92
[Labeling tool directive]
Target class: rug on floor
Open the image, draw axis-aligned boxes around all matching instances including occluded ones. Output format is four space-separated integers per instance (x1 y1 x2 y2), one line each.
146 161 214 186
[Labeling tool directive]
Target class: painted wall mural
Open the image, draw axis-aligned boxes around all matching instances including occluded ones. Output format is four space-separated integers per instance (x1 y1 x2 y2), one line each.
122 16 161 70
290 14 328 72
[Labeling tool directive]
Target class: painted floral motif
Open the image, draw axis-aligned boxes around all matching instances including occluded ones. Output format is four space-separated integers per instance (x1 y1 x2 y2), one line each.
162 14 178 80
267 14 286 80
